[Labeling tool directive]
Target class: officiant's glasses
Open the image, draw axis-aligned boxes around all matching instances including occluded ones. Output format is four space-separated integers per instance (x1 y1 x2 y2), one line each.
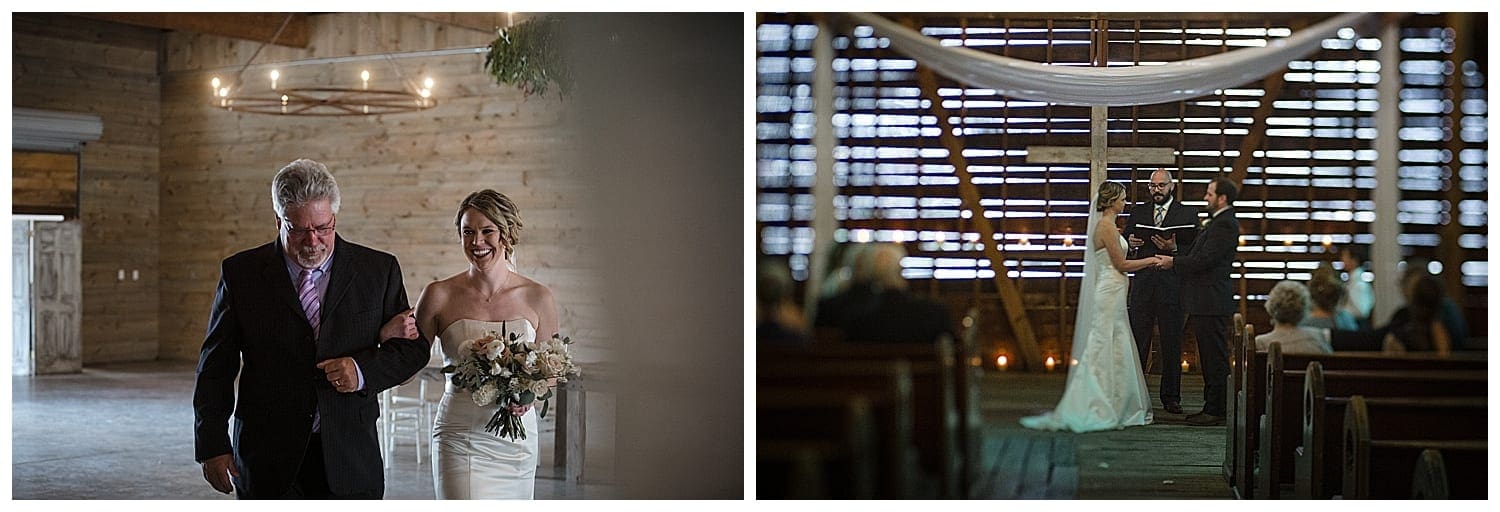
282 218 337 239
1147 182 1170 190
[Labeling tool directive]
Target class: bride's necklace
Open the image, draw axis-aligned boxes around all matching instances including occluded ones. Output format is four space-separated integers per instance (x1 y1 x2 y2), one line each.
476 270 513 303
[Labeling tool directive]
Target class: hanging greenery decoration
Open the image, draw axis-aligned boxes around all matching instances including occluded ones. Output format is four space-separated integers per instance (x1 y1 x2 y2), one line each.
484 16 572 98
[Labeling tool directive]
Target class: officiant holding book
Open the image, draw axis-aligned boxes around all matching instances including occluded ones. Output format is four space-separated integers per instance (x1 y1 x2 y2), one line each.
1123 168 1199 415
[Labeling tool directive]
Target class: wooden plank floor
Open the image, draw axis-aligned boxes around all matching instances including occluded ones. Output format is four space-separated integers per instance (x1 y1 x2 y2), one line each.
977 371 1234 499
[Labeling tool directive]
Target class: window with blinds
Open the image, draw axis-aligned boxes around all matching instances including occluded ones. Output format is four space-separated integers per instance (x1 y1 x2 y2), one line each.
756 13 1487 358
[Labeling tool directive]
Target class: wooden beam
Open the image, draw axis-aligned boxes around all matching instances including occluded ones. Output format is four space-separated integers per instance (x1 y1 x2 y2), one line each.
406 12 511 34
1439 12 1472 307
914 65 1044 372
1027 146 1176 165
73 13 309 48
1226 69 1286 186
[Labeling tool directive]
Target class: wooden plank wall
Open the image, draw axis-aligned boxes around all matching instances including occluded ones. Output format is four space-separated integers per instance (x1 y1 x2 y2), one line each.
11 152 80 216
155 13 607 364
11 14 163 364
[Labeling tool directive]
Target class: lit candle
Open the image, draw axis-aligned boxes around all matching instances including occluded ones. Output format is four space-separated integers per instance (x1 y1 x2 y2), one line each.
1044 356 1057 372
1071 358 1079 367
996 355 1009 371
361 70 370 90
269 69 279 90
1182 359 1190 373
1322 235 1333 249
210 76 220 94
1063 236 1074 247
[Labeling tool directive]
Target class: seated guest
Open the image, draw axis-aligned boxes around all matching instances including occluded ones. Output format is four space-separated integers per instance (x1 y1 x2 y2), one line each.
1255 280 1332 354
757 257 811 346
1395 258 1470 350
812 243 875 335
1301 262 1359 331
1382 273 1452 355
825 242 954 344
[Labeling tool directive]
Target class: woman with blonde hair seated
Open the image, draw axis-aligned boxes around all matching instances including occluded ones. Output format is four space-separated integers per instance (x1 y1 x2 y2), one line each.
1255 280 1332 354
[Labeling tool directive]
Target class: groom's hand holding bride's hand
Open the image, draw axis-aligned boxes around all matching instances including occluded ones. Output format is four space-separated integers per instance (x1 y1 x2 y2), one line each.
379 307 418 341
201 453 239 494
1156 255 1174 269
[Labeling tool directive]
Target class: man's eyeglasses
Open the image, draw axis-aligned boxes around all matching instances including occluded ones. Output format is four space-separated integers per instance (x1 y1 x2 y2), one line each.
282 218 336 238
1147 183 1170 190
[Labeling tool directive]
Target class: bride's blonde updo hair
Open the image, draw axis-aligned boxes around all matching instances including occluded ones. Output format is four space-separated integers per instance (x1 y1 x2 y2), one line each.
455 189 524 260
1095 181 1126 212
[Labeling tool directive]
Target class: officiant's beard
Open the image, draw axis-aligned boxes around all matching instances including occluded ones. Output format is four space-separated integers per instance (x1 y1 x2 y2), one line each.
1151 192 1169 205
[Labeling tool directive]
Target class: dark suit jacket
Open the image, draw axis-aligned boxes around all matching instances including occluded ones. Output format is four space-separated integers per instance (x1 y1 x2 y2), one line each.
1124 198 1200 306
193 235 430 498
1176 207 1241 316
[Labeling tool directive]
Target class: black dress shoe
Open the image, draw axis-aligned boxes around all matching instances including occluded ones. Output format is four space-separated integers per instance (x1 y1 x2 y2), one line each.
1185 412 1225 426
1163 403 1183 414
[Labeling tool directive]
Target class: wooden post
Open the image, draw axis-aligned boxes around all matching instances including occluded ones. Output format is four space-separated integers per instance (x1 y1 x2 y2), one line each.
1439 12 1471 307
554 379 586 487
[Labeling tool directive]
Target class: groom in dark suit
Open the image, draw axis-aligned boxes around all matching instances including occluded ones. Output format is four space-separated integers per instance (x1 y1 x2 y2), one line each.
1158 175 1240 426
1124 169 1199 415
194 159 428 498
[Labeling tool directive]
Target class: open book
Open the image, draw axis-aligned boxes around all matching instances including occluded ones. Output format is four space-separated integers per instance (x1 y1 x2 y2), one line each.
1133 223 1197 234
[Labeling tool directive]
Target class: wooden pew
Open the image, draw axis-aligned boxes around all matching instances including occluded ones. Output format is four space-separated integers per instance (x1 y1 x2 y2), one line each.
759 359 919 498
757 391 877 498
1253 349 1488 498
1223 313 1245 485
1292 357 1488 499
764 337 961 497
1231 322 1259 499
1342 395 1488 499
1411 447 1490 499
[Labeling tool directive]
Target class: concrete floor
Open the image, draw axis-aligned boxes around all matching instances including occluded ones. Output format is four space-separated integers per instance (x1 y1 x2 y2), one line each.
11 360 617 499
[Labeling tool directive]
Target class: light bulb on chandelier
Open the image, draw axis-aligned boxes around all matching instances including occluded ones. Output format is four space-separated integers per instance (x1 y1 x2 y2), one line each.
208 14 438 116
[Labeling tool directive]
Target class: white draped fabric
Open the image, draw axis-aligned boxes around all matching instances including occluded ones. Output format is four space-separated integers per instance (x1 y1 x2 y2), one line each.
847 12 1374 107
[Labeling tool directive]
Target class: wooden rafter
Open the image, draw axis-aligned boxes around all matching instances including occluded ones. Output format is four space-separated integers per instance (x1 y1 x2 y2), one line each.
913 65 1044 372
1227 69 1287 186
73 13 310 48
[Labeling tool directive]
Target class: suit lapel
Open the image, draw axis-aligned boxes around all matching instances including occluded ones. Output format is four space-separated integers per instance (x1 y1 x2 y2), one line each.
260 243 308 322
321 235 358 328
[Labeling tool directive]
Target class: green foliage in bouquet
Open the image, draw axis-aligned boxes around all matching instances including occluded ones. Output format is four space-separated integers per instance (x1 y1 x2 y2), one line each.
484 16 572 98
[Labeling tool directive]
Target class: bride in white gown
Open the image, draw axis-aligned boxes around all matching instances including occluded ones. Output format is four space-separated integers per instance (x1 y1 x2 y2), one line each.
414 189 560 499
1021 181 1162 432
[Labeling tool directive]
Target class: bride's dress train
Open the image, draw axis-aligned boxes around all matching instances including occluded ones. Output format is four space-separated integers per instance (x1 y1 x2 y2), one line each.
1020 235 1153 432
431 318 540 499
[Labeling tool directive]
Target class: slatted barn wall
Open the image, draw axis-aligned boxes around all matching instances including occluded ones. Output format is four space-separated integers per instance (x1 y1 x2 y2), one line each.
756 13 1487 366
12 14 163 363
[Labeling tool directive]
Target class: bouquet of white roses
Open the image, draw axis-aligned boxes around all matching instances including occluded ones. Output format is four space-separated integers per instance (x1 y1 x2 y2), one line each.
442 326 580 440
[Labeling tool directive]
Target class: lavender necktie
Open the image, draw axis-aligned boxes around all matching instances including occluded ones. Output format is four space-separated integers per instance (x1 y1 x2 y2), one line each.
298 269 321 334
299 268 322 432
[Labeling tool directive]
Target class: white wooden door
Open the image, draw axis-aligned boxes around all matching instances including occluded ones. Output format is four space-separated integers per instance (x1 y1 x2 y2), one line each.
12 220 34 376
32 220 81 374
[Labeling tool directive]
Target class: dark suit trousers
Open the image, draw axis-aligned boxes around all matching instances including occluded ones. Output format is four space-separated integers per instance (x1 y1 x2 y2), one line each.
1188 314 1231 416
273 434 381 500
1129 300 1184 405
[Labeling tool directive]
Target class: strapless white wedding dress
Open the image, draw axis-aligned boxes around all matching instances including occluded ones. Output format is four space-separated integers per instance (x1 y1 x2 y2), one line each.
1020 236 1153 432
431 318 539 499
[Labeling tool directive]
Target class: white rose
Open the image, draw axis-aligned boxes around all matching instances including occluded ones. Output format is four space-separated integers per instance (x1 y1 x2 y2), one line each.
527 378 552 397
472 381 499 406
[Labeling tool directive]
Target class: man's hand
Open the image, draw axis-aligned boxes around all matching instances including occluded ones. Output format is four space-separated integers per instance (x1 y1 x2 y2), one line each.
316 357 359 393
379 307 417 341
1151 234 1177 252
1127 234 1145 249
1156 255 1174 270
201 453 239 494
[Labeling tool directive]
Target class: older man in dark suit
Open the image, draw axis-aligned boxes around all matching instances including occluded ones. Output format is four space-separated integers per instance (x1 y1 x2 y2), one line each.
1158 175 1240 426
1124 168 1199 415
194 159 428 498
